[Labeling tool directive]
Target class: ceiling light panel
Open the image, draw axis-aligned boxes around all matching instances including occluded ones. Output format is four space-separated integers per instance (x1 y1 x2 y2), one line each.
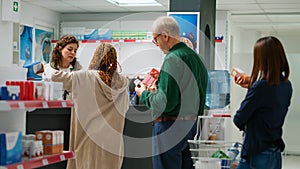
106 0 162 6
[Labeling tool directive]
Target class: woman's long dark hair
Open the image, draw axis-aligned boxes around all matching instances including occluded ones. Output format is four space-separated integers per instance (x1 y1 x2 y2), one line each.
249 36 290 87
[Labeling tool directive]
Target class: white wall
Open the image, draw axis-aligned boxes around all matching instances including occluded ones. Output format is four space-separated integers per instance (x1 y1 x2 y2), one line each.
19 2 60 37
0 1 14 67
215 10 230 70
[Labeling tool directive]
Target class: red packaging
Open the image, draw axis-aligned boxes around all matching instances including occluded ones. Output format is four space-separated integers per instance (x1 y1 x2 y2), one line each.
149 68 160 80
25 81 34 100
142 75 157 87
19 81 25 100
142 68 160 87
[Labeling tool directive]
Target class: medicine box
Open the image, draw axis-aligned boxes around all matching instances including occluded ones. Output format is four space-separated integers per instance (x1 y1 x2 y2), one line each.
0 131 22 165
35 130 64 155
0 86 20 100
33 81 44 100
49 82 63 100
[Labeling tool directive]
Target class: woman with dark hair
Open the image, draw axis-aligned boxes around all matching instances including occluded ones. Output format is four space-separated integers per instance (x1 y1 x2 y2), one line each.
45 42 129 169
49 34 81 71
233 36 293 169
42 35 82 99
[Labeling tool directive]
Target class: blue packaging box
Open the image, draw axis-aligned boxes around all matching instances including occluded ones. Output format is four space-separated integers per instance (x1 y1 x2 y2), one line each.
0 131 22 165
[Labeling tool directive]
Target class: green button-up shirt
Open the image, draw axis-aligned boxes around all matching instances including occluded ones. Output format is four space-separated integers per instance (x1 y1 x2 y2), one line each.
140 42 208 119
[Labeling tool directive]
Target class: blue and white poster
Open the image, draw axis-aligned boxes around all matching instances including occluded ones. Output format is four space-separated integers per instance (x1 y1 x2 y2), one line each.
167 12 200 53
35 28 54 63
20 25 33 65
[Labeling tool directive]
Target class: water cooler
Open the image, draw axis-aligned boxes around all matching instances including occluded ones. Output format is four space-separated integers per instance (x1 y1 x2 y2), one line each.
202 70 231 141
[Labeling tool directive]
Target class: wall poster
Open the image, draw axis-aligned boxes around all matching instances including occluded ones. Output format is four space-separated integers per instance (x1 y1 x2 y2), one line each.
167 12 200 53
19 25 33 66
35 28 54 63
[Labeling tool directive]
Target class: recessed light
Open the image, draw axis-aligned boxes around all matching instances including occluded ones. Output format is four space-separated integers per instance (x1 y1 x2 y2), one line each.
106 0 162 6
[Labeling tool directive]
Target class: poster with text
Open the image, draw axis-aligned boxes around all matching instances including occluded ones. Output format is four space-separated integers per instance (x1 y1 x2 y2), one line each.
35 28 54 63
20 25 33 66
167 12 200 53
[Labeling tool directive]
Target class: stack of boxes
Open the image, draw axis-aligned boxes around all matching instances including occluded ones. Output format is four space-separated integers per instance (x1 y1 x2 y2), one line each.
0 80 63 101
22 134 43 158
35 130 64 155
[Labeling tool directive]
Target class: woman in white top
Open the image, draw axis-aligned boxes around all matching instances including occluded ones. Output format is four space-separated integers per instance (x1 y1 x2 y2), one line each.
42 35 82 99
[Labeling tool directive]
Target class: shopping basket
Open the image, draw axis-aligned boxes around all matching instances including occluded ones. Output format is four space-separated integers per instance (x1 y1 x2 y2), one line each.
188 115 242 169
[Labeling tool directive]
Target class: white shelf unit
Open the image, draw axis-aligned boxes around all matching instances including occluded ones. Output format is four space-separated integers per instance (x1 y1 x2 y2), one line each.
0 100 74 169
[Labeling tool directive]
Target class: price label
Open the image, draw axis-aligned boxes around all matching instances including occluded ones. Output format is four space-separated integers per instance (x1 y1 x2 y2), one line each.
17 165 24 169
60 154 66 161
42 101 49 108
18 102 25 109
42 159 49 165
61 101 67 107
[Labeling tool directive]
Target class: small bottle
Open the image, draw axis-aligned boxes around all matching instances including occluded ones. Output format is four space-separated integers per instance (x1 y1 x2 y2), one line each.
227 142 240 161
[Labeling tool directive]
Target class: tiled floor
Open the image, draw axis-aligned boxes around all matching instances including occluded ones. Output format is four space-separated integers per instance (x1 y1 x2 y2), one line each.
282 155 300 169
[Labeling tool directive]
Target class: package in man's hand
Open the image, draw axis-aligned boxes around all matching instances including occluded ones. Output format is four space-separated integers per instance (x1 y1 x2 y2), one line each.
142 68 160 88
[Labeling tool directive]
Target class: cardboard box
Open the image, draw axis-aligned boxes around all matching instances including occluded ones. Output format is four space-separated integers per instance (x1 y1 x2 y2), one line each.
0 131 22 165
35 130 62 155
49 82 63 100
33 81 44 100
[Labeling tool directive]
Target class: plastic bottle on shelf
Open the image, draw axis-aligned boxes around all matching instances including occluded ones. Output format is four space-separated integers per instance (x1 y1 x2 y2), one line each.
205 70 230 109
226 142 240 161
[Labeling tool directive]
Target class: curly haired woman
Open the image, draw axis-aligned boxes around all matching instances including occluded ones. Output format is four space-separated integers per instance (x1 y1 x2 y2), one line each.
45 43 129 169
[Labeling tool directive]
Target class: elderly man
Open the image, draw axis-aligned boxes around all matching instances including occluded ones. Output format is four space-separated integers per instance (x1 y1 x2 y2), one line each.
135 16 208 169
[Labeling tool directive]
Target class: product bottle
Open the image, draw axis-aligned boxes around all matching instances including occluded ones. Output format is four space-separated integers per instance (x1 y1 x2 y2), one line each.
227 142 240 161
205 70 230 109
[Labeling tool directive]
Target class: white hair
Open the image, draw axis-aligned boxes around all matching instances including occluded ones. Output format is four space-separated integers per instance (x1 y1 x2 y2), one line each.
151 16 180 39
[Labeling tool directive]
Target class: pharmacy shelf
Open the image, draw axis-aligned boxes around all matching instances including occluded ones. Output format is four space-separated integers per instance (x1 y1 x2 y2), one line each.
52 39 222 43
0 100 74 111
0 151 74 169
51 39 152 43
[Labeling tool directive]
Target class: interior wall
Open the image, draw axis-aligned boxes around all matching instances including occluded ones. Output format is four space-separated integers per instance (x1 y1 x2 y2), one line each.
20 2 60 30
0 0 14 66
215 10 229 70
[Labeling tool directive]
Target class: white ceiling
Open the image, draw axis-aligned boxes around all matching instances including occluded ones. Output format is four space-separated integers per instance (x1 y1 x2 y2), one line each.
22 0 300 33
